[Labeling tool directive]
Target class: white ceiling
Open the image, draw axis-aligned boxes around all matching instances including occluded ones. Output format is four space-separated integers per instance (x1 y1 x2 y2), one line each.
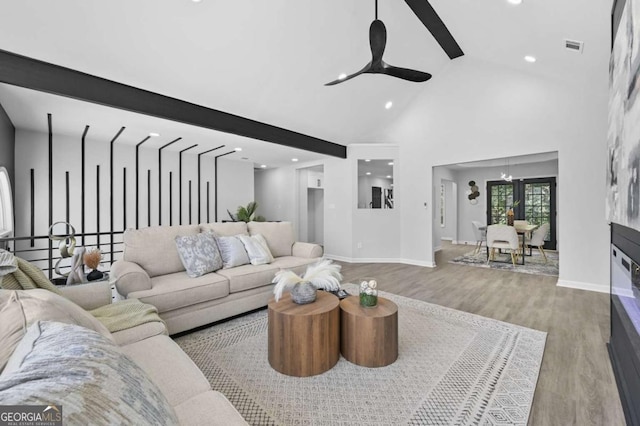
0 0 612 158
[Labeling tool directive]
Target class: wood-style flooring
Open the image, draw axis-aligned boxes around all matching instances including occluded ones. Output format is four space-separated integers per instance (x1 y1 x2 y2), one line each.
337 241 626 426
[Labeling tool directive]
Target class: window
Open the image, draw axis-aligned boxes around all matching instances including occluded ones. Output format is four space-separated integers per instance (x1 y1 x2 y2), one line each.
0 167 13 238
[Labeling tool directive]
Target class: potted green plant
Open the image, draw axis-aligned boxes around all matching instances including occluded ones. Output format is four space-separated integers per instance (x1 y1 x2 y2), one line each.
227 201 265 223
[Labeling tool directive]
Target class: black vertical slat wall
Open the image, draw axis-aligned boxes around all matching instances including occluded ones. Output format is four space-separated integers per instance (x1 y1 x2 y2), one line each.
24 114 236 276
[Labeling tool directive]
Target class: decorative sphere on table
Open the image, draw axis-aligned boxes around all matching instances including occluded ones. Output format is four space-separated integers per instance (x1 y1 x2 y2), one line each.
359 279 378 308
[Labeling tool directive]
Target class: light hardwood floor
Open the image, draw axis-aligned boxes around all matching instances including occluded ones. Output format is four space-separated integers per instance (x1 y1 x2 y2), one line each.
337 241 626 426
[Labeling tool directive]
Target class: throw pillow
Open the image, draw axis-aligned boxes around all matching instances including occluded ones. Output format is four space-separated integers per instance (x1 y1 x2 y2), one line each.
0 321 179 425
214 235 250 269
0 289 113 373
175 232 223 278
238 234 274 265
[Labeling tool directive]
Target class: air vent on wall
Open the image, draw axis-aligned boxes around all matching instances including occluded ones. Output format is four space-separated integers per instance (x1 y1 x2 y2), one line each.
564 39 584 53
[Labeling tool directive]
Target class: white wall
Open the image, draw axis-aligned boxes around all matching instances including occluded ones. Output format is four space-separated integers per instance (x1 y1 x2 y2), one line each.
216 158 254 221
382 56 609 291
254 166 297 223
432 167 456 250
440 180 457 242
13 129 253 263
307 188 323 244
453 159 559 245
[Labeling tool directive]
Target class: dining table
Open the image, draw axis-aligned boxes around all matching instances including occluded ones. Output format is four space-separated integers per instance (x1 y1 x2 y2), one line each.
483 222 539 265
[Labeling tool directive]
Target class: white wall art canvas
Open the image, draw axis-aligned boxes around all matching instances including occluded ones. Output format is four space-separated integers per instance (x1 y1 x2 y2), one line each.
608 0 640 230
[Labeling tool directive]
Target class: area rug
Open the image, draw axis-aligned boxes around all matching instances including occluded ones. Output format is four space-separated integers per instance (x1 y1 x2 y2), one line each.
175 285 547 425
449 249 559 277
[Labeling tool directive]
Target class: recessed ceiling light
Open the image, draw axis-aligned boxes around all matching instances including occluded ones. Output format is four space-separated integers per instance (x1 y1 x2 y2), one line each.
507 0 522 4
366 172 372 176
386 175 392 179
292 158 299 162
234 147 242 151
260 164 267 168
524 55 536 63
149 132 160 137
385 101 393 109
338 73 347 80
192 0 202 2
388 162 394 166
365 159 371 162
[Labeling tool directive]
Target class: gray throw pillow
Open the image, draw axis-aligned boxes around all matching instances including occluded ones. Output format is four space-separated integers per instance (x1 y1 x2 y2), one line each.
215 235 251 269
0 321 178 425
175 232 223 277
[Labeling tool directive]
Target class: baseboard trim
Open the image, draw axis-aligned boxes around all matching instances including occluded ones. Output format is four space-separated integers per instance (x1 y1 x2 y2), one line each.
557 279 610 294
324 254 436 268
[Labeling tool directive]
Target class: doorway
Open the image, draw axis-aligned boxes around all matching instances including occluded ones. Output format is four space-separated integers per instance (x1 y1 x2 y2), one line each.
296 165 324 245
487 177 557 250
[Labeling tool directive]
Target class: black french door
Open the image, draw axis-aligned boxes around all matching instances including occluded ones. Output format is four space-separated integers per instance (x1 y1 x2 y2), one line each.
487 177 557 250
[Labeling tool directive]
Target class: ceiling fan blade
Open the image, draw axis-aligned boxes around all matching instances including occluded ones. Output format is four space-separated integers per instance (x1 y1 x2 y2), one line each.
380 63 432 82
369 20 387 63
404 0 463 59
324 62 372 86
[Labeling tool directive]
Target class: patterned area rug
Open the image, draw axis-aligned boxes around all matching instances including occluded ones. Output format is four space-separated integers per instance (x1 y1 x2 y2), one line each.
175 285 546 426
449 249 559 277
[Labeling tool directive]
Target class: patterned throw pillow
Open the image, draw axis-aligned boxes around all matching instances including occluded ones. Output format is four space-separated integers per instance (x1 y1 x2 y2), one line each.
0 321 179 425
238 234 274 265
0 289 113 373
175 232 223 277
215 235 251 269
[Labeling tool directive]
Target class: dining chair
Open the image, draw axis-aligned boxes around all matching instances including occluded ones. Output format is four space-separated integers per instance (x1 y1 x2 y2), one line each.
486 224 521 266
528 223 550 262
471 221 486 255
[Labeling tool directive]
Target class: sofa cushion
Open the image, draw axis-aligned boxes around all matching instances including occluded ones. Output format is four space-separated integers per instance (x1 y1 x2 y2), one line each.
130 272 229 313
199 222 248 236
215 235 251 269
0 321 178 425
124 225 200 277
248 221 295 257
120 334 211 407
175 232 223 277
111 321 167 346
270 256 320 277
215 263 279 293
0 289 112 372
174 391 248 426
238 234 273 265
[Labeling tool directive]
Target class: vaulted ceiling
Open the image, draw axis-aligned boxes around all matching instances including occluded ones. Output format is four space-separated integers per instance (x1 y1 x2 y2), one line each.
0 0 611 162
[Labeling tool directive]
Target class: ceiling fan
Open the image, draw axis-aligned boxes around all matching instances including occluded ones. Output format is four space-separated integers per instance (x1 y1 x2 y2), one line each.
325 0 463 87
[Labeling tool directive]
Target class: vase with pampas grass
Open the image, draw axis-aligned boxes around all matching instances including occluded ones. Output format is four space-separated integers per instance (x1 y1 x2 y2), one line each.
272 259 342 304
83 249 103 281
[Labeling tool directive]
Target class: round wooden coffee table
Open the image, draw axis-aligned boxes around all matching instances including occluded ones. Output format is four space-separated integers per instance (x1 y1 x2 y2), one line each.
268 291 340 377
340 296 398 367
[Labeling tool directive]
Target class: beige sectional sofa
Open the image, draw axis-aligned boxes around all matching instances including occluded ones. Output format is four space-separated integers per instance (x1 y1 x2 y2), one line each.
112 221 323 334
0 283 248 425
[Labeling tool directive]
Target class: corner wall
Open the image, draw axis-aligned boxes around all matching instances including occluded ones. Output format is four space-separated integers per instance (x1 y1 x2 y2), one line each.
0 102 15 193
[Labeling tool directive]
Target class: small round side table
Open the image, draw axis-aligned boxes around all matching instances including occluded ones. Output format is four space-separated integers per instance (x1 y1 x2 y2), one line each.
268 291 340 377
340 296 398 367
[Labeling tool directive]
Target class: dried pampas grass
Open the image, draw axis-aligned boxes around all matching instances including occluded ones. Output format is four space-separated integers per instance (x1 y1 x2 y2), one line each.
83 249 102 270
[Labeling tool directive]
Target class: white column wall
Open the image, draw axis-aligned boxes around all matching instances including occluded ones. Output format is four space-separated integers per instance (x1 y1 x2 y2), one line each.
13 129 252 259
